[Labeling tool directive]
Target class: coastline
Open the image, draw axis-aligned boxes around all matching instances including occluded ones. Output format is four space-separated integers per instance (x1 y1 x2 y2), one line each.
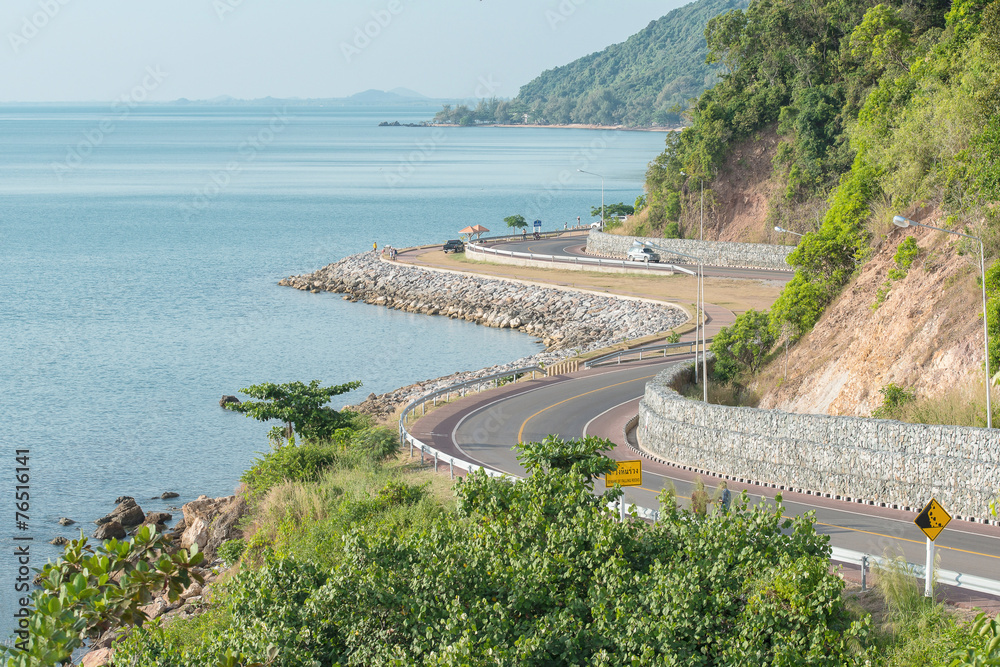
425 122 678 133
280 250 689 420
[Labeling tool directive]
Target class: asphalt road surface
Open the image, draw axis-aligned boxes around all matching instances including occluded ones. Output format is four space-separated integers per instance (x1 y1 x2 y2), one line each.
415 355 1000 584
490 236 797 282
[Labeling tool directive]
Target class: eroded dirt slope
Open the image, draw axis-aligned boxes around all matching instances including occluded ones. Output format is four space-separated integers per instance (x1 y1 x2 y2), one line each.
756 226 985 416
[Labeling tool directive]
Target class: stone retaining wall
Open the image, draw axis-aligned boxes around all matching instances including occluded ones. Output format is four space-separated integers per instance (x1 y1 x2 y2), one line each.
638 365 1000 523
587 230 794 271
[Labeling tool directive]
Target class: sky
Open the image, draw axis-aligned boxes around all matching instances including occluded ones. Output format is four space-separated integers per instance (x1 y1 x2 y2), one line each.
0 0 688 102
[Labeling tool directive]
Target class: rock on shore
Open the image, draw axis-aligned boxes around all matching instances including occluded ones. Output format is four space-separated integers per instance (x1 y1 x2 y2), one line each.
279 252 686 351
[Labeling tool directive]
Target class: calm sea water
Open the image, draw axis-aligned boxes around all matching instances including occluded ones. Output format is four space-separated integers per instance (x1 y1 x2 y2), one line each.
0 104 666 625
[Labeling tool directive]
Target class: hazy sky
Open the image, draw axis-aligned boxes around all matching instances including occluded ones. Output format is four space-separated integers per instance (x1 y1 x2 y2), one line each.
0 1 687 102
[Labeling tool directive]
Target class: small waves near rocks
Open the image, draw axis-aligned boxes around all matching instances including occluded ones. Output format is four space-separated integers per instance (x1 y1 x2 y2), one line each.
280 252 687 419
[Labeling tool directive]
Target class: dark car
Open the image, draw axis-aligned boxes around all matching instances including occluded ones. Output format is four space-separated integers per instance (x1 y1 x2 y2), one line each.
443 239 465 253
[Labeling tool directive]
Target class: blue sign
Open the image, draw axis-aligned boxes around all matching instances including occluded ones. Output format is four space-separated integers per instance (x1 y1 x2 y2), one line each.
533 220 542 229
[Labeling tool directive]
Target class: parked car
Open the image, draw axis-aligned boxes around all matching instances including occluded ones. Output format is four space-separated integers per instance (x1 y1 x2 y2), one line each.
626 246 660 263
443 239 465 253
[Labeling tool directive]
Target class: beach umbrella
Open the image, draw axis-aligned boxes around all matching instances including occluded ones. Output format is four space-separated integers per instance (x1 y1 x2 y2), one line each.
459 224 490 240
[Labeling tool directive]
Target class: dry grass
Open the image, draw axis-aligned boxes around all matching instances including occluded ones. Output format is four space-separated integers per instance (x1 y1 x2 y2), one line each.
897 382 995 427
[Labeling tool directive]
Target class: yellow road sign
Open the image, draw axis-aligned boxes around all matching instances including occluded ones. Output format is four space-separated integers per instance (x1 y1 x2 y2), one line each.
914 498 952 541
606 460 642 487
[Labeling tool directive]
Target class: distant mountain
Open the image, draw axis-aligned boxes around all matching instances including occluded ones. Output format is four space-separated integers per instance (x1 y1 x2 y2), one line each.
347 89 432 104
520 0 747 126
388 87 428 100
433 0 747 127
147 90 451 107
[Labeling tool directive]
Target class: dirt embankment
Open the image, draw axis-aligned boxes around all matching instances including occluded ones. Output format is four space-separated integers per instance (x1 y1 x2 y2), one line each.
756 225 985 416
620 126 797 243
694 128 784 243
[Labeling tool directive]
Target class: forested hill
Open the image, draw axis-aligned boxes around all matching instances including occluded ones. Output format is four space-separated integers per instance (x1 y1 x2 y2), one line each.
515 0 747 126
432 0 747 127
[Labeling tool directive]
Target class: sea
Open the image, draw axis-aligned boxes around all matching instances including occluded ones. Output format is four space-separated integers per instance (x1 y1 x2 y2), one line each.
0 103 667 629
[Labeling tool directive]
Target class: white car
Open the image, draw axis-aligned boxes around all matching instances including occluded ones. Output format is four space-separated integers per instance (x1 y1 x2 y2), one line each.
626 247 660 263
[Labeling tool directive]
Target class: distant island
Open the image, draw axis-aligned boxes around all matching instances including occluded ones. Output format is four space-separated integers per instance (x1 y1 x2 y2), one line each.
0 88 458 107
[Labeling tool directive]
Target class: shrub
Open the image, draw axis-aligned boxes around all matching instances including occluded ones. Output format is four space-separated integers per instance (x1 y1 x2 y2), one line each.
711 309 777 382
872 383 916 419
217 538 246 565
240 442 338 501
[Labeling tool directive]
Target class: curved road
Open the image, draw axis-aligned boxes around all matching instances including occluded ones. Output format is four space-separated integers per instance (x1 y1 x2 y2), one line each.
412 354 1000 593
404 233 1000 595
485 235 797 281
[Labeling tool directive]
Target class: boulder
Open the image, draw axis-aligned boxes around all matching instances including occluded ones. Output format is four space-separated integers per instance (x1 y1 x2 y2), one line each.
80 648 113 667
58 517 75 526
180 494 246 560
114 496 133 505
50 537 68 546
96 498 145 527
93 521 125 540
180 582 203 600
219 395 241 408
139 598 175 621
144 511 172 525
158 491 180 499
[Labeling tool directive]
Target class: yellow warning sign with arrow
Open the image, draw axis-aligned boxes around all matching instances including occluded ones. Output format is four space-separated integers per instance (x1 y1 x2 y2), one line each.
914 498 951 541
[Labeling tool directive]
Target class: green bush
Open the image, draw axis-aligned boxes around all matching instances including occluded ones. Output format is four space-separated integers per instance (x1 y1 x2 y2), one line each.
711 309 777 381
350 426 400 463
240 442 338 501
872 383 916 419
217 538 246 565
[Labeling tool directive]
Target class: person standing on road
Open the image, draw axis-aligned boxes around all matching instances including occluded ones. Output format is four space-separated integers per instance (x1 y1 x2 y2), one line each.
521 229 526 241
719 481 732 513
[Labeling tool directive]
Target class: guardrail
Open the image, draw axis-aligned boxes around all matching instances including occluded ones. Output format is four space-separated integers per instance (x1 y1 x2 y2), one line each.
466 241 697 276
584 341 702 368
831 546 1000 597
398 366 545 480
400 369 1000 599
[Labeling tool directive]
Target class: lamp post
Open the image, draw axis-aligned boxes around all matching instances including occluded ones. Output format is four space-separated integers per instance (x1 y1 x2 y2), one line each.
578 169 604 228
640 241 708 402
893 215 992 429
680 171 705 241
774 226 804 237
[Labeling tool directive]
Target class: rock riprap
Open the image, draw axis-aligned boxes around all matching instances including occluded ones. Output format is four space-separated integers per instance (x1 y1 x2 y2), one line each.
280 253 686 351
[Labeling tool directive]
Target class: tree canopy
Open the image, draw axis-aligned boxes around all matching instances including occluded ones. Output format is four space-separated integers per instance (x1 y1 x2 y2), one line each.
224 380 362 443
503 214 527 230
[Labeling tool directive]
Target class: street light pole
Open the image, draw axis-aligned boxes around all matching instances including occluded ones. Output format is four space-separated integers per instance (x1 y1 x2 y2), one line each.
774 226 804 237
640 241 708 399
893 215 992 429
578 169 605 227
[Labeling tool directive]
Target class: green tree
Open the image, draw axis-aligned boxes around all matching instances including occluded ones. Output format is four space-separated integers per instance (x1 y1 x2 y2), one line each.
504 214 527 230
224 380 361 443
711 309 777 381
590 202 635 220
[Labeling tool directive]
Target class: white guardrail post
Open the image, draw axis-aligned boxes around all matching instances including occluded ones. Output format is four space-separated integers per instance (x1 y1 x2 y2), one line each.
398 359 1000 601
